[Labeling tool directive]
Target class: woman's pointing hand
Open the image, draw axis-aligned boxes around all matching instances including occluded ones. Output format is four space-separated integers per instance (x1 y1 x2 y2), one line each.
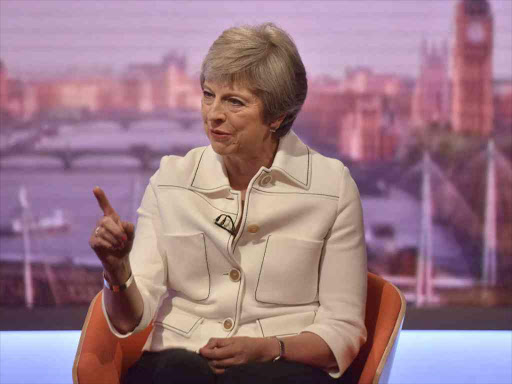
89 186 135 273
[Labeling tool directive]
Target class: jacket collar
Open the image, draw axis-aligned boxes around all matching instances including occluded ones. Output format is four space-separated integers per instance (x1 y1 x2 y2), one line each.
271 131 312 189
188 131 312 192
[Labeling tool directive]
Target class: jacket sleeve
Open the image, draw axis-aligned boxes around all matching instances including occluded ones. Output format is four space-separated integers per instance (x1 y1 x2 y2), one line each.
301 164 367 377
102 170 169 338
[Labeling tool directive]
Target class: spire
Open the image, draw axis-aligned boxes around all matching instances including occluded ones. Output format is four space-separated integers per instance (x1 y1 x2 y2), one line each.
442 40 449 58
430 42 438 60
420 38 428 62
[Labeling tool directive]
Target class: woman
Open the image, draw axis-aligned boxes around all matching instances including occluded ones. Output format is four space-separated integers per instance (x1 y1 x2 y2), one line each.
90 23 367 384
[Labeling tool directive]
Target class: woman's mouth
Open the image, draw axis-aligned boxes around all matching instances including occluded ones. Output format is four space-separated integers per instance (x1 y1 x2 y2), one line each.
210 129 232 141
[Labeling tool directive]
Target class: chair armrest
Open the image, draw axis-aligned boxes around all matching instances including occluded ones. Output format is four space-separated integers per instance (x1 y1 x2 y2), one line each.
73 291 152 384
73 292 124 384
75 352 121 384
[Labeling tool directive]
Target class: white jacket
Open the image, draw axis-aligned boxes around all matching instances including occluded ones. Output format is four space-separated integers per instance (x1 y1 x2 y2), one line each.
103 131 367 377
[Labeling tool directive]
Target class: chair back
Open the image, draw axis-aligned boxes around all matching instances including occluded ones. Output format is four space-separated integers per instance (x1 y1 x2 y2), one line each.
73 272 406 384
341 272 406 384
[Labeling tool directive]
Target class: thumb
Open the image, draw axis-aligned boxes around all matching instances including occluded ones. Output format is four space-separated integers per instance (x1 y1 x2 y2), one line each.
122 221 135 241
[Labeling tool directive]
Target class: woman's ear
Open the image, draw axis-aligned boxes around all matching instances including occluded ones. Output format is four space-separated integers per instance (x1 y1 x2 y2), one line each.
270 115 286 130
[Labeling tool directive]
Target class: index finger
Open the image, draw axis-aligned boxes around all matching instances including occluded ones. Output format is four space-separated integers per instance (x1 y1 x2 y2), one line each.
202 338 220 349
93 186 118 219
203 341 236 360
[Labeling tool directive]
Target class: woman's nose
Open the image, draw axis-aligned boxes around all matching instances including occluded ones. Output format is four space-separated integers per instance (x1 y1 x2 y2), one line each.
206 99 226 122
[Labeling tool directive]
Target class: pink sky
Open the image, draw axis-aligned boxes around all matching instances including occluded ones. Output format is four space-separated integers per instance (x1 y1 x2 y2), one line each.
0 0 510 79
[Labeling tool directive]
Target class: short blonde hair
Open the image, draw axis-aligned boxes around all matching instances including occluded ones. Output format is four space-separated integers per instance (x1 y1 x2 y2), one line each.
200 23 308 137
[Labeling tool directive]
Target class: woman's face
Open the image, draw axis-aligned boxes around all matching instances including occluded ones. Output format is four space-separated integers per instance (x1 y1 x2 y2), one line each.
201 80 276 159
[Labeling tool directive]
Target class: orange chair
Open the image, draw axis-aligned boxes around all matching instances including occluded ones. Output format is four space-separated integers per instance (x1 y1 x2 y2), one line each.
73 272 406 384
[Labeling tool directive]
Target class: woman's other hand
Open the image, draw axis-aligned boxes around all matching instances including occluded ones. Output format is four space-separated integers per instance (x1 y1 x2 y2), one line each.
199 336 280 374
89 186 135 278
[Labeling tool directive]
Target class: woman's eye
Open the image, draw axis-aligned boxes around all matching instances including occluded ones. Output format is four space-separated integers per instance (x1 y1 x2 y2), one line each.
203 91 213 98
229 98 244 106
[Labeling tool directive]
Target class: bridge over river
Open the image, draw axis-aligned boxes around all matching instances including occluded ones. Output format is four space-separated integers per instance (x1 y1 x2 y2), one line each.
0 110 208 169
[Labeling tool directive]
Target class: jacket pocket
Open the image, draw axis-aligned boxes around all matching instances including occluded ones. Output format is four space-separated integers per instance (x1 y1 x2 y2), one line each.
255 235 324 305
257 311 317 337
161 232 211 301
155 307 204 338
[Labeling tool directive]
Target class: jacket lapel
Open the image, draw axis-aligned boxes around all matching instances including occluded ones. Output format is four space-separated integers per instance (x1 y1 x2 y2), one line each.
188 146 232 193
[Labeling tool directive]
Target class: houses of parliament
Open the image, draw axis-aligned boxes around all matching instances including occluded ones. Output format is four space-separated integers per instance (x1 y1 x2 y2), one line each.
413 0 496 136
305 0 510 163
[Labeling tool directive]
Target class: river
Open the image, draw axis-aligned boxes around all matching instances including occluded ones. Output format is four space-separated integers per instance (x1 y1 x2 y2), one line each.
0 164 155 266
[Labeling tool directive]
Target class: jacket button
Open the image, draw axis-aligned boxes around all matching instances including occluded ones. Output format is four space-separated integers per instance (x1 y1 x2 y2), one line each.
247 224 260 233
222 318 234 331
229 268 241 282
259 174 273 186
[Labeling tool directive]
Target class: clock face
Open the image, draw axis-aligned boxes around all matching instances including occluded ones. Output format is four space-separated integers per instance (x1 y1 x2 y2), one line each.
467 22 485 43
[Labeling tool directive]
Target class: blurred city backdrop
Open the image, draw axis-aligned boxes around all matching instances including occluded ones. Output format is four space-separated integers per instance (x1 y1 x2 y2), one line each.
0 1 511 327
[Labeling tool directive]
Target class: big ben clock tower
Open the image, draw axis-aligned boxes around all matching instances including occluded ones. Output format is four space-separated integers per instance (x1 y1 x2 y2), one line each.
452 0 494 135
